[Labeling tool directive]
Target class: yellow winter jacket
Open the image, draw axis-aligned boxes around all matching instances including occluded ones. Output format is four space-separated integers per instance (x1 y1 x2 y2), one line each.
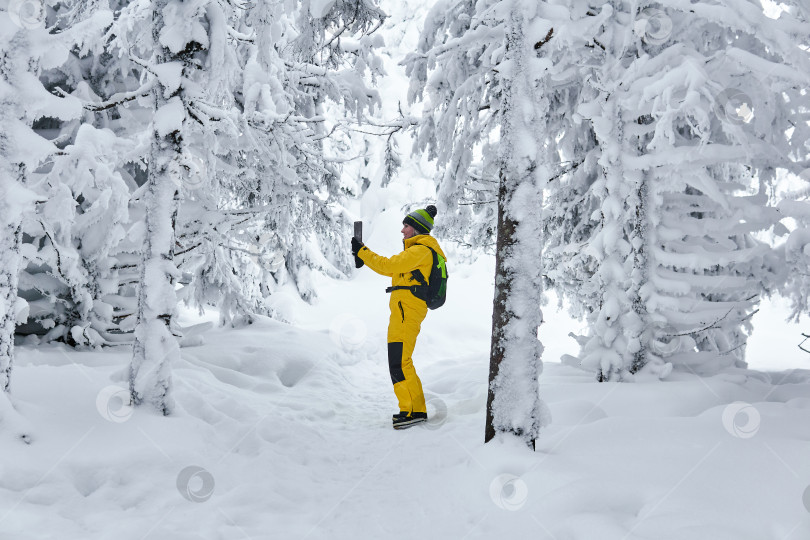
357 234 446 308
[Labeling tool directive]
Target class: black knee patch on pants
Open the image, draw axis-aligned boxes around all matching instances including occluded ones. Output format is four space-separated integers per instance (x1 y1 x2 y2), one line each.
387 342 405 384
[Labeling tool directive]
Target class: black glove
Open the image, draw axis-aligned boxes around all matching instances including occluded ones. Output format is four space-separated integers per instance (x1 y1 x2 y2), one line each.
351 237 364 256
351 237 365 268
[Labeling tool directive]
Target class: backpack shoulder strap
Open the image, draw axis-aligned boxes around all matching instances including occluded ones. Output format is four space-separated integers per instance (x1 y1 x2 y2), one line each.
410 243 436 286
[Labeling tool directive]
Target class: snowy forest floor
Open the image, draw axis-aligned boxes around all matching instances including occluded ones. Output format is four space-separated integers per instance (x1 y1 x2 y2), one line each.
2 211 810 539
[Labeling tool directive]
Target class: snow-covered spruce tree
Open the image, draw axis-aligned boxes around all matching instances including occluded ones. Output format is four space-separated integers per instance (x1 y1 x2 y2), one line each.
8 1 152 347
0 21 33 390
125 0 212 414
133 0 387 327
43 1 134 346
406 0 552 448
161 1 266 325
542 0 810 379
18 0 134 347
46 0 210 343
281 0 386 298
185 0 388 317
770 1 810 325
120 0 386 411
33 124 134 346
536 7 606 330
122 0 274 412
0 1 86 388
405 0 502 253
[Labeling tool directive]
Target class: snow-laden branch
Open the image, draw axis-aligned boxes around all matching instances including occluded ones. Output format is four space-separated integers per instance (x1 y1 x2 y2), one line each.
55 81 156 112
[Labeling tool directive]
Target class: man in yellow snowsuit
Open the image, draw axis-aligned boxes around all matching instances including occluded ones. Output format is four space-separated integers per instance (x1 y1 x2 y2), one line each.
351 205 446 429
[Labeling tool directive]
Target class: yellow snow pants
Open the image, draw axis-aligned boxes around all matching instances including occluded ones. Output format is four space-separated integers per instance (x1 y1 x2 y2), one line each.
387 293 427 414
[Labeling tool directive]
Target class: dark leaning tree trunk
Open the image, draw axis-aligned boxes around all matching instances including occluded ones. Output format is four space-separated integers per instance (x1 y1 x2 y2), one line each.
484 167 548 450
484 5 550 450
129 0 183 415
485 172 520 444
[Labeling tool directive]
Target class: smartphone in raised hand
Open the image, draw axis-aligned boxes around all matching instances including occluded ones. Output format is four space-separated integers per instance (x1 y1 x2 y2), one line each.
353 221 363 268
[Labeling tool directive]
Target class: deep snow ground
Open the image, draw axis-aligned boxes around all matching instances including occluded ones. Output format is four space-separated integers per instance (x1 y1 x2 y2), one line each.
2 224 810 539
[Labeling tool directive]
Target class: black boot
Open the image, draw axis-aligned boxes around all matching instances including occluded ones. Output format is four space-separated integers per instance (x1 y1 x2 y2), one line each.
392 411 427 429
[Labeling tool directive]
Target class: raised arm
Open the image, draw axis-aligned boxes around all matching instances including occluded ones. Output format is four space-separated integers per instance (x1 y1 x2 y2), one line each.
358 244 431 278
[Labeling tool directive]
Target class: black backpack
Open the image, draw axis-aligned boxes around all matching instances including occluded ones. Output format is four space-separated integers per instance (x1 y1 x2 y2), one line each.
410 246 448 309
386 245 448 309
